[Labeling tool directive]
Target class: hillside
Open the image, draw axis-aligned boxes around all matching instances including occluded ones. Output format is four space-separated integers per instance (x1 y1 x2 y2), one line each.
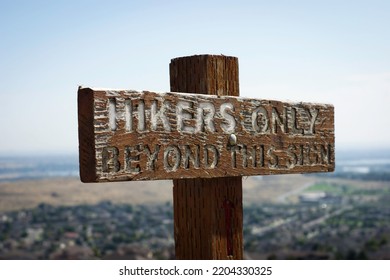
0 175 315 211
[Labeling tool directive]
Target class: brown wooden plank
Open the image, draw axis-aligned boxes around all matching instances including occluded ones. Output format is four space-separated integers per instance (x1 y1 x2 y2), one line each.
171 55 243 260
78 87 334 182
77 87 97 183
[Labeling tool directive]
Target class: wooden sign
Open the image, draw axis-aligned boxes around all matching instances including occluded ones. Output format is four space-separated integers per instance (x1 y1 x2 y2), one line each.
78 88 334 182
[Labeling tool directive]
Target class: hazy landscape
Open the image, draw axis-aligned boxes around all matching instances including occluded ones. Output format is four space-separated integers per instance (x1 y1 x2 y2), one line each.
0 149 389 259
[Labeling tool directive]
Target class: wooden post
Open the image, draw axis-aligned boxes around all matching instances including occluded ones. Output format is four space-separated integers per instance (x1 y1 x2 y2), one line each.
170 55 243 259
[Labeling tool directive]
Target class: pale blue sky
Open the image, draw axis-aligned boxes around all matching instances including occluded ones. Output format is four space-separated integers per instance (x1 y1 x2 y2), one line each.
0 0 389 155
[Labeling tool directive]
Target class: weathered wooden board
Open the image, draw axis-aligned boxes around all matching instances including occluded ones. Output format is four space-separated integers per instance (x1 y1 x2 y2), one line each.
78 87 334 182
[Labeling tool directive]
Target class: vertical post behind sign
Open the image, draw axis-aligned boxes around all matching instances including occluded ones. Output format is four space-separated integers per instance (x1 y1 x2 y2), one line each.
170 55 243 259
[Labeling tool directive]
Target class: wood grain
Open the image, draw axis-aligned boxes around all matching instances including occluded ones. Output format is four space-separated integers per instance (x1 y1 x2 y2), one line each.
77 88 334 182
171 55 243 260
76 54 335 260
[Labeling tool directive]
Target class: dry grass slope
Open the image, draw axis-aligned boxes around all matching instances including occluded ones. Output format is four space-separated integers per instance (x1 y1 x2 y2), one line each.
0 174 317 212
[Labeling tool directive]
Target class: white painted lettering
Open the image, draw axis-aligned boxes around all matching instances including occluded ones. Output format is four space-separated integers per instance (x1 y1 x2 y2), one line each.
164 145 181 171
220 103 236 133
183 145 200 169
252 106 269 133
271 107 287 134
177 101 195 133
286 144 298 169
125 145 141 174
151 100 171 132
108 98 117 131
267 146 279 169
204 144 219 169
144 144 160 171
102 146 120 172
125 99 132 132
305 108 319 135
137 100 146 131
196 102 216 133
320 144 332 164
229 145 241 168
291 108 303 135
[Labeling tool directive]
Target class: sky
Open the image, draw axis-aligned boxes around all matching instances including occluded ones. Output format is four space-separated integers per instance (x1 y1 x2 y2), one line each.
0 0 389 155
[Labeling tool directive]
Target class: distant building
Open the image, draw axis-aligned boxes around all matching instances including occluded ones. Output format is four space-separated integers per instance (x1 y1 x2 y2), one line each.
299 192 343 206
299 192 326 203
